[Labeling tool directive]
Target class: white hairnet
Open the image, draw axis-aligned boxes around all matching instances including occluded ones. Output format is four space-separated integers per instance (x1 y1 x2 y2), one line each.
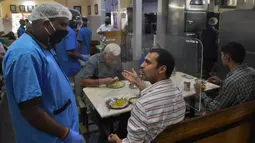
28 2 72 21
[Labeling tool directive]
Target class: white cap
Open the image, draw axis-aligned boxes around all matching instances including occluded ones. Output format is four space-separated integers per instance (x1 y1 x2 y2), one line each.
28 2 72 21
104 43 121 56
208 17 218 26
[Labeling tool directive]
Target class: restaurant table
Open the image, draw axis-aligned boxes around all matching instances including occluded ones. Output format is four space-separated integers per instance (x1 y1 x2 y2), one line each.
83 72 220 119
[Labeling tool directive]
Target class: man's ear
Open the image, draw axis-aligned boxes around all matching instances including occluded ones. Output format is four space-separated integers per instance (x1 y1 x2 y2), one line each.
158 65 167 75
42 19 51 27
225 54 231 62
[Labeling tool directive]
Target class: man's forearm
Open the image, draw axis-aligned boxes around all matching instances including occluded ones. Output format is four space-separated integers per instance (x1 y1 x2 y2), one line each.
135 78 146 91
67 51 83 60
80 78 108 87
97 32 104 35
77 41 82 53
20 105 67 139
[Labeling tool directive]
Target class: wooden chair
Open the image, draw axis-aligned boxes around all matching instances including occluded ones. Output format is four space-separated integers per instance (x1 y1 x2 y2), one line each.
155 100 255 143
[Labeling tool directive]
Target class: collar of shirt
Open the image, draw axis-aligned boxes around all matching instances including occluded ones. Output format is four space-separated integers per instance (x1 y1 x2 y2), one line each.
98 53 105 63
25 32 50 50
226 63 248 78
20 26 25 29
141 79 173 97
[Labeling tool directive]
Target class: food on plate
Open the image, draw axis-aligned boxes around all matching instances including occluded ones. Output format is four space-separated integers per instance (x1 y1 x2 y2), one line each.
195 79 206 89
110 98 128 108
114 76 119 80
200 83 206 89
108 81 125 88
129 97 137 104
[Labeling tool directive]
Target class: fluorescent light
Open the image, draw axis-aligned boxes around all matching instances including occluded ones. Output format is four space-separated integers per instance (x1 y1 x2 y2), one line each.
22 1 35 6
169 4 185 9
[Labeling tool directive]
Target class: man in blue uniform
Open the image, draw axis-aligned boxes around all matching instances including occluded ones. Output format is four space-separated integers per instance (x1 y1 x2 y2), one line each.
17 19 25 38
2 2 84 143
78 16 92 55
55 9 88 77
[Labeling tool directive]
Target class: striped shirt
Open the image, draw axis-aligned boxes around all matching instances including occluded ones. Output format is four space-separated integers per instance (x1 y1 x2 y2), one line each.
122 79 186 143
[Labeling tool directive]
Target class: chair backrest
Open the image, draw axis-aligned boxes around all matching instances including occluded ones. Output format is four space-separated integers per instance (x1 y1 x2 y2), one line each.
249 72 255 101
155 100 255 143
249 89 255 101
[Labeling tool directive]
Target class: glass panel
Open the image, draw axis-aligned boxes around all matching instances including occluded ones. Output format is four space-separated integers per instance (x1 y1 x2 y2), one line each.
153 34 204 111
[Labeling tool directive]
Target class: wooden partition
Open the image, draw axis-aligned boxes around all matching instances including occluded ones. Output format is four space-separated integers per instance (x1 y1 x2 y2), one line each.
155 101 255 143
104 31 124 45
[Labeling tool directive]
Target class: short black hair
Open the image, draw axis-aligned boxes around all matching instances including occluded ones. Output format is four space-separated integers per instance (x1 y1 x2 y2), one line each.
221 42 246 64
150 48 175 78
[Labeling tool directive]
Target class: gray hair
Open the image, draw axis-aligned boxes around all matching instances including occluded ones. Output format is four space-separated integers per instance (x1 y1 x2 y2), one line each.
104 43 121 56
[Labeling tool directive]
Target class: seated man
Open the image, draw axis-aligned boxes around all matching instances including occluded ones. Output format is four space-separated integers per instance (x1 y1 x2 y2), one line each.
196 42 255 112
108 48 186 143
80 43 123 87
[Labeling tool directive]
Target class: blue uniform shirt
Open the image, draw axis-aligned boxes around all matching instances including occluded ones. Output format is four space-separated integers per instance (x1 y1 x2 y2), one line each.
17 26 25 37
17 26 25 38
2 33 79 143
55 26 81 77
77 26 92 55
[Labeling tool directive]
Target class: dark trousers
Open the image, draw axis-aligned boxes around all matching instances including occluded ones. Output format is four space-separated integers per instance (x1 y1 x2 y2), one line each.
203 59 217 79
115 112 130 138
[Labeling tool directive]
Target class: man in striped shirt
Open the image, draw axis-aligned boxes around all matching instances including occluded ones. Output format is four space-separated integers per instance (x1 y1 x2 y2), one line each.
108 48 186 143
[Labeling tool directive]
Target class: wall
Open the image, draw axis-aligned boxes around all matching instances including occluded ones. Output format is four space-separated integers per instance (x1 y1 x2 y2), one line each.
1 0 54 32
55 0 88 15
143 1 157 13
85 0 102 40
2 0 54 19
208 0 219 12
119 0 133 9
237 0 255 9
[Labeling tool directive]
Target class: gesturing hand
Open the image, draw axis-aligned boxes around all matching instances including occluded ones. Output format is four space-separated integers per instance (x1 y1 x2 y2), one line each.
122 68 139 84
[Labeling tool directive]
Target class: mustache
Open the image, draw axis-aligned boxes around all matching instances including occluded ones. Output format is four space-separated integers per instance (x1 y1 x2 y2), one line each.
139 68 144 74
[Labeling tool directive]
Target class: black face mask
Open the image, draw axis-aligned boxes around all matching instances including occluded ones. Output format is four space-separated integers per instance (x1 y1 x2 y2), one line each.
69 21 78 29
49 30 68 46
105 22 110 25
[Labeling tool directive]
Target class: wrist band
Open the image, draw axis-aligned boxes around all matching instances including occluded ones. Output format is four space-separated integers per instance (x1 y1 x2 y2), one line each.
60 128 70 140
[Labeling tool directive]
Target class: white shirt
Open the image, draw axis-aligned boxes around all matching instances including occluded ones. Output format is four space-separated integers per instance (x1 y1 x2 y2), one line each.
96 24 113 33
122 79 186 143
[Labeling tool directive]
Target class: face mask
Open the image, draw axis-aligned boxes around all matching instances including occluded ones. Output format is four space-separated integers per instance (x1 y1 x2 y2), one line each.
45 20 68 46
69 21 78 29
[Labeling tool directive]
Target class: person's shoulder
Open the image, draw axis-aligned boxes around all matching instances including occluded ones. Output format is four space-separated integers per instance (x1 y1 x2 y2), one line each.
89 53 101 61
98 24 104 29
67 26 76 35
85 27 92 31
6 34 43 59
81 27 91 32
